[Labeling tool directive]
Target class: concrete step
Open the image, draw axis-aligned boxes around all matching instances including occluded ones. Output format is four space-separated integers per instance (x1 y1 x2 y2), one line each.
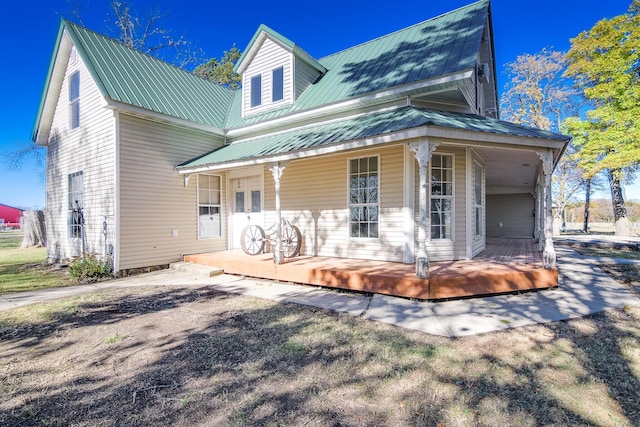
169 261 224 278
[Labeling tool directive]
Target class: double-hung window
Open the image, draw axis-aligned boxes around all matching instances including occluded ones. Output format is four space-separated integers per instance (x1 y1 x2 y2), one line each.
272 67 284 102
430 154 453 239
250 75 262 108
198 174 222 238
349 156 379 238
69 71 80 129
68 171 84 239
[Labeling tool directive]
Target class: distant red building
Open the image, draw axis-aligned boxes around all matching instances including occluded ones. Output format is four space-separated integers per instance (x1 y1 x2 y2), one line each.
0 203 24 228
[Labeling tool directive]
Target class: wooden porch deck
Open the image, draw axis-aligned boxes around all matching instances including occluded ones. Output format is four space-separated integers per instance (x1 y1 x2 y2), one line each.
184 237 558 300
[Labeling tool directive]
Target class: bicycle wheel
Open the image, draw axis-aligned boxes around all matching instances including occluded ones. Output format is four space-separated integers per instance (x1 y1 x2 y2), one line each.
241 225 266 255
281 225 302 258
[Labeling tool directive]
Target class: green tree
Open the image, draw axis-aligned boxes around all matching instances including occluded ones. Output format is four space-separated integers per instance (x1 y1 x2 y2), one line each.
194 45 242 88
564 0 640 235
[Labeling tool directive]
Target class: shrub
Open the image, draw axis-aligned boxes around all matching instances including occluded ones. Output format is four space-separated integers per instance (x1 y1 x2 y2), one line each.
69 254 112 282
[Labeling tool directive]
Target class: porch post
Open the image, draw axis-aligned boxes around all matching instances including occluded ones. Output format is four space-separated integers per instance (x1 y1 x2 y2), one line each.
537 150 556 269
269 162 287 265
408 139 439 278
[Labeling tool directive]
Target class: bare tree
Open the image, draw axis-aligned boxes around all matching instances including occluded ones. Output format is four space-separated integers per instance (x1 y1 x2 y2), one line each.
500 48 585 235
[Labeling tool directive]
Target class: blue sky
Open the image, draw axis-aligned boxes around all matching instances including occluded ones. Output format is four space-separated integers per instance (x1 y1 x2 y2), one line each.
1 0 635 209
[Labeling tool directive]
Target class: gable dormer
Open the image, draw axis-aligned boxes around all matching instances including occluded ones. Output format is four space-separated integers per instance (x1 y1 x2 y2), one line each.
235 25 326 117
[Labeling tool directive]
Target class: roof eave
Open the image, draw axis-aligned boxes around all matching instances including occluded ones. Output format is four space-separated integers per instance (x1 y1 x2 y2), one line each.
105 98 226 136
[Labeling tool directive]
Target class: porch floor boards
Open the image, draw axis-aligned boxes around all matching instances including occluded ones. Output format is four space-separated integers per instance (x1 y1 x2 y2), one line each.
184 237 557 300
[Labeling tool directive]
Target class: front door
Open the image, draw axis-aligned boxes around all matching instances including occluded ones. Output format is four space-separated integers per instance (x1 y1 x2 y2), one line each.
231 175 263 249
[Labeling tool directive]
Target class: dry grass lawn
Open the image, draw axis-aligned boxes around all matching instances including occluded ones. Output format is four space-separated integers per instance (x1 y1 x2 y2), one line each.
1 284 640 426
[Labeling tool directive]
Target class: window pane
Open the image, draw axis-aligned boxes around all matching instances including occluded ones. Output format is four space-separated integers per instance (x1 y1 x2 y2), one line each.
368 207 378 221
359 158 368 173
350 159 358 174
368 188 378 203
70 101 80 129
272 67 283 102
350 207 359 222
251 75 261 107
443 169 453 182
251 190 261 212
431 212 441 226
369 222 379 238
69 72 79 101
369 157 378 172
432 155 441 167
351 222 360 238
443 156 453 168
235 192 245 213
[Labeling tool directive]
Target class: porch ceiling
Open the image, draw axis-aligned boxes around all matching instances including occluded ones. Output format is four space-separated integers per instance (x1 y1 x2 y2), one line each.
475 147 541 193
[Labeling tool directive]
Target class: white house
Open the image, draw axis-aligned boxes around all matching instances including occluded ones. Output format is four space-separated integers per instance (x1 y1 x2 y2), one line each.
33 0 569 294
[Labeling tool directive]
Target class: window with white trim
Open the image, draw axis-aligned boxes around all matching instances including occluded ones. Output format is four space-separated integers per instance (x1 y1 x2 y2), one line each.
250 75 262 108
349 156 379 238
272 67 284 102
198 174 222 238
69 71 80 129
430 154 453 239
474 161 483 238
68 171 84 239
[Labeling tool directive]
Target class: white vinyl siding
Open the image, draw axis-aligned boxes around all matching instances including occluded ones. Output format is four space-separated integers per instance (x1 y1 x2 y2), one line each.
294 56 323 99
486 193 535 238
118 115 227 270
263 145 405 262
242 37 292 116
45 46 116 261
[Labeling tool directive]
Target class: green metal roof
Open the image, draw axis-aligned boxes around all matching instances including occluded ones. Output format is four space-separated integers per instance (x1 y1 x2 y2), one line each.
224 0 489 128
178 106 570 171
63 21 235 128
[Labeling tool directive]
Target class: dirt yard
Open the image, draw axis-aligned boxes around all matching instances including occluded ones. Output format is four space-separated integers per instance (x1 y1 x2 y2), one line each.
2 283 640 426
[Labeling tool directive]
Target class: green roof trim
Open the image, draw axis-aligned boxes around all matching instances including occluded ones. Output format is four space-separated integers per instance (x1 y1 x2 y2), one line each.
32 23 66 142
63 20 235 128
178 106 570 171
234 24 326 75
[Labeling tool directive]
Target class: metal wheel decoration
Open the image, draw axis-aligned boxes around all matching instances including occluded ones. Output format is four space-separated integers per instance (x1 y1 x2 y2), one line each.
241 225 266 255
281 225 302 258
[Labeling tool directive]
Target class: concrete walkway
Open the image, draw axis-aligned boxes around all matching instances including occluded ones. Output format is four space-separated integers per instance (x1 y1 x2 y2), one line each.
1 247 639 337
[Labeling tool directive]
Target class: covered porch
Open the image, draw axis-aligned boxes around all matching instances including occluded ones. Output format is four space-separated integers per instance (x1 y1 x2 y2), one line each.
184 237 558 300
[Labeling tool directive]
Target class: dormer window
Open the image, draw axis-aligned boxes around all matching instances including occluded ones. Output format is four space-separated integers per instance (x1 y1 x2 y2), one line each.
272 67 284 102
250 75 262 108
